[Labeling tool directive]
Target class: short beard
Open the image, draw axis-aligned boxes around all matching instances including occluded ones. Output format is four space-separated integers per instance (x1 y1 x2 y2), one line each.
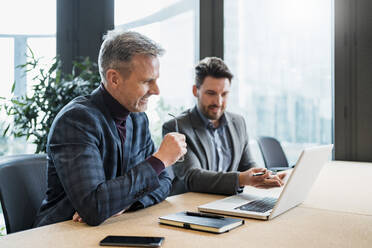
200 104 223 120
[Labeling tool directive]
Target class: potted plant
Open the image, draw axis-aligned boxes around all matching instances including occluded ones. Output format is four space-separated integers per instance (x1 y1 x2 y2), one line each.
3 51 100 153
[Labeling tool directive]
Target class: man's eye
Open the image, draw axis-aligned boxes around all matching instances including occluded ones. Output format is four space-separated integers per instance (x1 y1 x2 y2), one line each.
144 80 154 84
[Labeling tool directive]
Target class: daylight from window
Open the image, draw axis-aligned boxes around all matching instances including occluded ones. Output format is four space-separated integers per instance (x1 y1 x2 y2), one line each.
0 0 56 156
115 0 199 146
0 0 56 234
225 0 333 164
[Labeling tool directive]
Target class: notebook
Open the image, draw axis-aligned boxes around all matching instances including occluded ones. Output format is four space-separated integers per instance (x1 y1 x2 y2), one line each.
198 145 333 220
159 211 244 233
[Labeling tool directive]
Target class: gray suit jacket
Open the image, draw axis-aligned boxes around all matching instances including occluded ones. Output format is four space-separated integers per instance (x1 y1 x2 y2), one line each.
162 107 256 195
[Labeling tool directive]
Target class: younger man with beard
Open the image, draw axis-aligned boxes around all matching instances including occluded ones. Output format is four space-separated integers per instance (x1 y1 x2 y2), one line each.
163 57 285 196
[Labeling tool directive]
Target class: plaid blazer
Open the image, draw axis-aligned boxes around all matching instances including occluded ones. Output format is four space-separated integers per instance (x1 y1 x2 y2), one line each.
34 87 171 227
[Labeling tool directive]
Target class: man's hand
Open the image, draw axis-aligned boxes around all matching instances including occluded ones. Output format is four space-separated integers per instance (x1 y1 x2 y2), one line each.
153 132 187 167
239 168 286 188
72 211 84 223
72 209 125 223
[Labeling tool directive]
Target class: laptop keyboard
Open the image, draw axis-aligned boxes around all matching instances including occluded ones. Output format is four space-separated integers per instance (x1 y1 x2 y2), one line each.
235 197 277 213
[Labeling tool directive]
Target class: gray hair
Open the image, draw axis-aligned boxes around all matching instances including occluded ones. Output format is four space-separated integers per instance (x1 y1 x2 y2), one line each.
98 29 165 82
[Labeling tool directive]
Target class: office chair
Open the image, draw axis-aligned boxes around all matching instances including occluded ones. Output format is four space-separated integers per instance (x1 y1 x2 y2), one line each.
0 154 47 234
257 136 292 172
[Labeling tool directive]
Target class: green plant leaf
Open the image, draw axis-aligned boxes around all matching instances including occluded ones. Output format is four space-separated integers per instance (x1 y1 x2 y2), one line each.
2 124 10 136
0 226 6 236
6 54 100 153
27 45 35 60
11 81 16 93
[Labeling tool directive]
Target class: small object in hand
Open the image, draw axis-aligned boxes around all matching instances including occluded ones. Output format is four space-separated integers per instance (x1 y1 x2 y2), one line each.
253 171 276 177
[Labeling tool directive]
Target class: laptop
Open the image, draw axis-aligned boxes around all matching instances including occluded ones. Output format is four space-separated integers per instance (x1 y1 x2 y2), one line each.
198 145 333 220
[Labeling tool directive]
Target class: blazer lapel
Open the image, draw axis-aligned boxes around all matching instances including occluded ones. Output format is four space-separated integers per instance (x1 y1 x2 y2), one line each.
226 113 239 171
190 108 213 170
123 115 133 173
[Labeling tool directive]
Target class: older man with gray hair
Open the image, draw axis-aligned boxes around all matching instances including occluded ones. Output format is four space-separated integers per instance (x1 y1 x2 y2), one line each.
34 29 186 227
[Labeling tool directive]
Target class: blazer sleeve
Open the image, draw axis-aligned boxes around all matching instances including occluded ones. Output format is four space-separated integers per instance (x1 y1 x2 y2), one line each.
48 108 162 226
163 121 240 195
135 169 171 208
133 124 171 209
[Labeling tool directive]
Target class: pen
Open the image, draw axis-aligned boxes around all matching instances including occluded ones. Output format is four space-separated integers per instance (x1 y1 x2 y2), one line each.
253 171 277 176
185 211 225 219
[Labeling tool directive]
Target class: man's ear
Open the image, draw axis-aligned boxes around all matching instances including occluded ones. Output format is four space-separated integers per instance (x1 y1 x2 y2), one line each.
106 69 120 88
192 85 198 97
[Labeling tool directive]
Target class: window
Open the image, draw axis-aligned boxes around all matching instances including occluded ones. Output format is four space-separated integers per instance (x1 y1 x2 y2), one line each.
115 0 199 146
224 0 333 164
0 0 56 235
0 0 56 155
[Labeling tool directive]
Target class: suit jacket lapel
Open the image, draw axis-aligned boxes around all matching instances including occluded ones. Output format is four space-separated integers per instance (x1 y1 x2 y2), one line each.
190 108 213 170
123 115 133 173
226 113 239 171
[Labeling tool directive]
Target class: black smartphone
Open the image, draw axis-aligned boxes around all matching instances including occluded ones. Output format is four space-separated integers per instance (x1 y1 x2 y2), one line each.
99 235 164 247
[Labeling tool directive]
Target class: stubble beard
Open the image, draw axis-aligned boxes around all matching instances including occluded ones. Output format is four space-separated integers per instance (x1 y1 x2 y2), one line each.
201 105 224 120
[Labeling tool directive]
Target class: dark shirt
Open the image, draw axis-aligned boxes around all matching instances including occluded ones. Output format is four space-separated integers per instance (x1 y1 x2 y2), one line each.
99 84 164 175
195 106 233 172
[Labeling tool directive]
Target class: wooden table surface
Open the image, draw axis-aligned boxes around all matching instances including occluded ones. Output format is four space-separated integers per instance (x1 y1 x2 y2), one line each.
1 161 371 248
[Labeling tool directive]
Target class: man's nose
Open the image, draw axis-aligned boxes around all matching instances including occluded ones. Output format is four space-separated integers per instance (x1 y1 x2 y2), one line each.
215 95 223 106
149 82 160 95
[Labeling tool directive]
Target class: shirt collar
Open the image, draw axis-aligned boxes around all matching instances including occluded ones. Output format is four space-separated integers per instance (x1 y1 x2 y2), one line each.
195 105 227 130
100 83 130 124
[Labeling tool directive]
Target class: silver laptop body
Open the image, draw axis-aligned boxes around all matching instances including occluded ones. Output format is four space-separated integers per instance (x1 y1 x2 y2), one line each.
198 145 333 220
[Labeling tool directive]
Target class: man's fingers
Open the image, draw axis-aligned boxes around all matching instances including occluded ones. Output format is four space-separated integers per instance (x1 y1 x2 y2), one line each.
173 133 187 156
278 172 286 180
168 133 187 149
249 169 285 188
72 212 79 222
265 177 283 186
171 132 186 141
155 132 188 167
72 211 85 223
179 134 186 142
251 168 267 174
